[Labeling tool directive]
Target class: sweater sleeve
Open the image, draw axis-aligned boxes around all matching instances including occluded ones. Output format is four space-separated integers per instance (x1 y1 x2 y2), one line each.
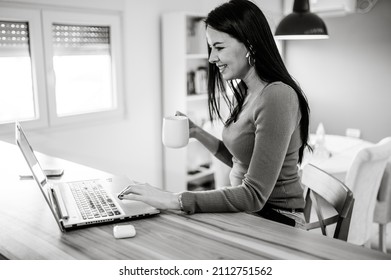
213 141 233 168
181 84 300 214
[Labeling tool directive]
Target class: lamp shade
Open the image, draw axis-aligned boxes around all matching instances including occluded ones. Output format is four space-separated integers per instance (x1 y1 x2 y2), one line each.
275 0 329 40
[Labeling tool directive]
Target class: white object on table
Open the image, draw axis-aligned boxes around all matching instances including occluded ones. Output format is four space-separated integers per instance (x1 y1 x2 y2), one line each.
113 224 136 239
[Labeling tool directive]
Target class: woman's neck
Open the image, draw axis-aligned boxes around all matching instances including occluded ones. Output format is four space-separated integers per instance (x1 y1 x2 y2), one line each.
242 67 266 95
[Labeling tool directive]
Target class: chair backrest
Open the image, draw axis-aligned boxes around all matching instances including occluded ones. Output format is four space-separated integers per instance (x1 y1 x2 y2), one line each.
374 159 391 223
373 159 391 252
301 164 354 241
345 137 391 245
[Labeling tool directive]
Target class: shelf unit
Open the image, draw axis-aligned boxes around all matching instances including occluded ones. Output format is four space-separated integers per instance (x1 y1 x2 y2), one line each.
162 12 213 192
186 53 208 60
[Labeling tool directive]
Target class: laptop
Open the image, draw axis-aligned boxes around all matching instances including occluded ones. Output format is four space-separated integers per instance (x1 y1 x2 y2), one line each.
15 121 160 232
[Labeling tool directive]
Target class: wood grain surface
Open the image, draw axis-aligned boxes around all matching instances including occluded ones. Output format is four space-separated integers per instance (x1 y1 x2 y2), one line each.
1 141 389 260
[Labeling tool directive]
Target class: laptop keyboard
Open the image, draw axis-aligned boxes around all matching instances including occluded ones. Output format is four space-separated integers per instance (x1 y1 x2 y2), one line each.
70 181 122 220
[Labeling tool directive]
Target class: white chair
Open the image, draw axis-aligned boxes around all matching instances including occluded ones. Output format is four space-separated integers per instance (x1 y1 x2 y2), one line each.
345 137 391 246
301 164 354 241
373 159 391 253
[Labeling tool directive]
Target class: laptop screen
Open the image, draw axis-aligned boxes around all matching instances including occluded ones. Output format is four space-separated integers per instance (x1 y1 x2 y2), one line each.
15 122 47 187
15 122 65 231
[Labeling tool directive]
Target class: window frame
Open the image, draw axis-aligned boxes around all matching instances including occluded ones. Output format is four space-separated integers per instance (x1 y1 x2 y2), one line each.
42 10 125 126
0 5 125 133
0 6 49 132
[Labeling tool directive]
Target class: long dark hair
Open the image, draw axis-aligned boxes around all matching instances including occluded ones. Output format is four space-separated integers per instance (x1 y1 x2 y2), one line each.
205 0 311 163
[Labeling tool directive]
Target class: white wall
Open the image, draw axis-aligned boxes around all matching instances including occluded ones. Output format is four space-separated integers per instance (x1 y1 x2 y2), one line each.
285 0 391 142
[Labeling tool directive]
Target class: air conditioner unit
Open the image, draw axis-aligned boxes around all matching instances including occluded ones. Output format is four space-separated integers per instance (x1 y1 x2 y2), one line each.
312 0 355 16
283 0 378 17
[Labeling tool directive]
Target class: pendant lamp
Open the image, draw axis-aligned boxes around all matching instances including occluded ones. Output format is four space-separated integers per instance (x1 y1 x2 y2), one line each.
275 0 329 40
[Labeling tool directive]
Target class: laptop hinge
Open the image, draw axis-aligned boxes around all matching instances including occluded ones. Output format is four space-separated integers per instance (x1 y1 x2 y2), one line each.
50 185 69 220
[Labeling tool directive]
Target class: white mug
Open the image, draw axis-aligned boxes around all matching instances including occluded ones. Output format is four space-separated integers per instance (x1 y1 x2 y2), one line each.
162 116 189 148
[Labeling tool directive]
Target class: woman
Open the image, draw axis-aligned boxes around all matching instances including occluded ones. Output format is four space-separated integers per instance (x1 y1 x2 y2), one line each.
121 0 311 228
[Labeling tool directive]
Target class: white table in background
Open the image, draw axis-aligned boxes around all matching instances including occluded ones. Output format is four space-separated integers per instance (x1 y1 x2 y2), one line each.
303 134 373 181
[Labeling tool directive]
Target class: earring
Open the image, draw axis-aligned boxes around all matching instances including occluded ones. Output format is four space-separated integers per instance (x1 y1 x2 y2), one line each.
246 52 255 67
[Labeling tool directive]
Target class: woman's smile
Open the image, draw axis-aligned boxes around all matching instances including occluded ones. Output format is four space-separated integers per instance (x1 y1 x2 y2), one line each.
217 64 227 73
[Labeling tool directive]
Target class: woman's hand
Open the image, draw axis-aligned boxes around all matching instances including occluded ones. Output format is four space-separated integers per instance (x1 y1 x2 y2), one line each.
120 182 181 210
175 111 198 138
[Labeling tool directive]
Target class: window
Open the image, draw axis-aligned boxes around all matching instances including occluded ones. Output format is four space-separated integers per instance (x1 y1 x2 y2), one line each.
0 7 47 130
0 6 124 130
51 24 114 117
42 11 124 125
0 20 35 123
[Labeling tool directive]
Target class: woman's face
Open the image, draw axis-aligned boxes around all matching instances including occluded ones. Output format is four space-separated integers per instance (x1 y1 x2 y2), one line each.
206 26 250 80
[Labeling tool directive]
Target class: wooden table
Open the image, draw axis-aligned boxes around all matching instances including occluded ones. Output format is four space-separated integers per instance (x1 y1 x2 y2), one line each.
0 140 389 260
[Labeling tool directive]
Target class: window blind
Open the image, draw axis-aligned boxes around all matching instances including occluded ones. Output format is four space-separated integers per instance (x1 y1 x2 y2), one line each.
0 21 30 56
52 24 110 55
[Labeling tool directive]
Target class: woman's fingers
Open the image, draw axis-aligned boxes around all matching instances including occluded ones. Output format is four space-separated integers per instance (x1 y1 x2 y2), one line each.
175 111 186 117
119 183 179 210
121 193 143 201
121 183 147 195
175 110 198 130
122 192 166 210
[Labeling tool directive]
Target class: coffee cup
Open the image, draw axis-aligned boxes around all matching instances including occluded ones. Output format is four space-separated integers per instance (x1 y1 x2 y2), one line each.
162 116 189 148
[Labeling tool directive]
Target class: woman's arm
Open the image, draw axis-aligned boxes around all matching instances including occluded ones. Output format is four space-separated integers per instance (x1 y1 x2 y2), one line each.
176 111 233 167
192 126 233 168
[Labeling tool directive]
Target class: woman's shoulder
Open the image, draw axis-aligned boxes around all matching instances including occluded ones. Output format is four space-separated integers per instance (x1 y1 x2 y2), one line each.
256 81 297 103
263 81 295 95
251 82 300 121
248 81 300 122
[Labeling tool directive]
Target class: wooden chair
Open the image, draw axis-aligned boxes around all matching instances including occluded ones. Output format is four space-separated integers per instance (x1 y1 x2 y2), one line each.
345 137 391 246
301 164 354 241
373 159 391 252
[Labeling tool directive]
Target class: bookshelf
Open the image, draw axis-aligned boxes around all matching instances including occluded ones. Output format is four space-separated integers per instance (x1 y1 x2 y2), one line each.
162 12 214 192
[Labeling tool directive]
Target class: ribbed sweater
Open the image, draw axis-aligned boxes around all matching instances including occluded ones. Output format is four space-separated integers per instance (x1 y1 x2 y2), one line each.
181 82 305 214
